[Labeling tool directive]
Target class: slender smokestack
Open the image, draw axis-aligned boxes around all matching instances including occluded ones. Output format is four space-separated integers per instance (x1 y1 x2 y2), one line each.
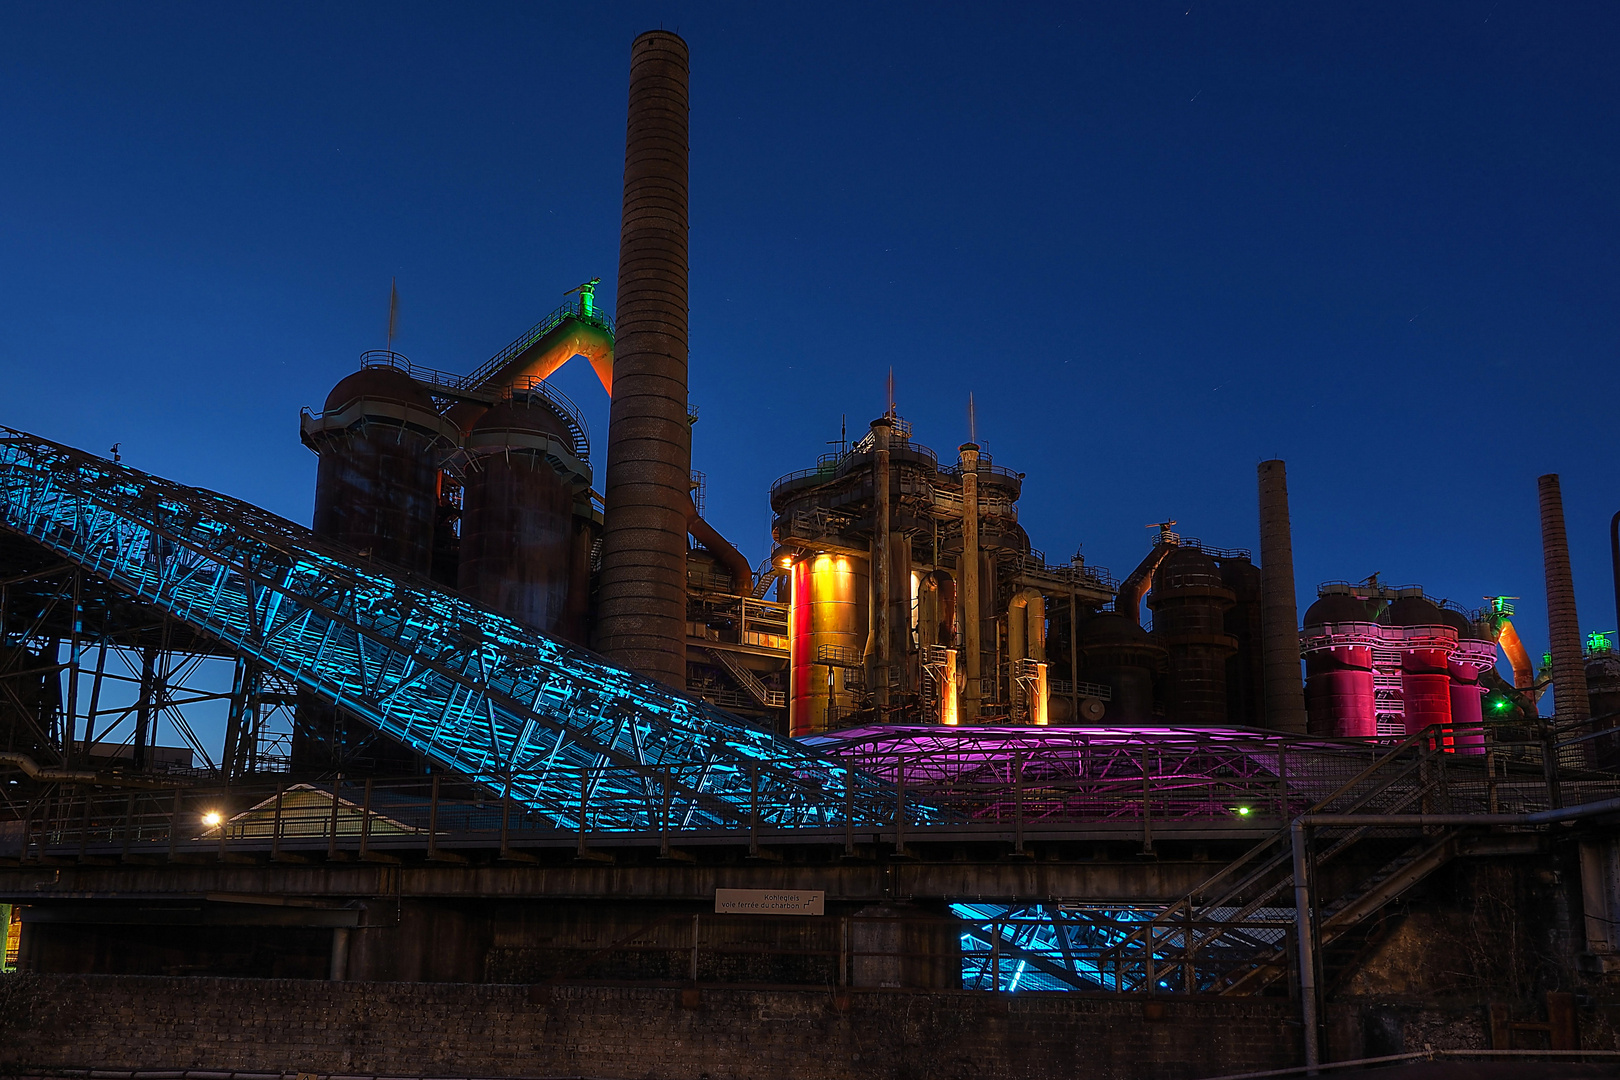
958 442 982 721
593 31 692 688
1539 474 1590 723
867 417 893 710
1257 460 1307 733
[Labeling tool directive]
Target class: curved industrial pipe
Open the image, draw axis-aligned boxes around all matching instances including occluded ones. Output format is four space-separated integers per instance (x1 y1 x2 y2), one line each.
1008 589 1047 663
1117 544 1173 627
686 496 753 596
446 319 616 434
0 751 99 783
1498 619 1536 694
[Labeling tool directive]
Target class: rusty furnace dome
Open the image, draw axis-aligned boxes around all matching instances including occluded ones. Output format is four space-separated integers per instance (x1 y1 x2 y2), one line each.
323 368 437 414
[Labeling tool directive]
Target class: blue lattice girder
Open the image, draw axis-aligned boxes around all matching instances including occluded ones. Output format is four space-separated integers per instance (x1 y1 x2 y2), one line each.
0 428 930 832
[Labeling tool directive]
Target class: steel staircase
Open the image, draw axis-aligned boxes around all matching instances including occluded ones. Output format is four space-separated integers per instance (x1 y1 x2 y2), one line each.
0 427 922 832
1096 728 1487 993
704 646 786 709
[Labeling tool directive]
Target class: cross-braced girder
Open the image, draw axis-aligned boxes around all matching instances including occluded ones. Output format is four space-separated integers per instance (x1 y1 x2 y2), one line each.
0 428 929 832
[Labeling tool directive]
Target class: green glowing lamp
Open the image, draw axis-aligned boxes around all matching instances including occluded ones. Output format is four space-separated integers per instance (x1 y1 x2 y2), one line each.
1233 806 1253 817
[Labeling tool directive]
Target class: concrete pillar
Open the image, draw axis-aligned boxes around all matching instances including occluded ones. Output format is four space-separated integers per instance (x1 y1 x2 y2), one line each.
594 30 692 688
1540 474 1590 723
1257 460 1308 733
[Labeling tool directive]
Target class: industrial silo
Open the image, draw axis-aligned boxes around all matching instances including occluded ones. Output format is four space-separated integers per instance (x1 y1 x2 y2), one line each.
1388 595 1456 740
1442 609 1494 754
458 386 593 644
788 552 870 736
1078 612 1165 724
1147 546 1238 725
302 365 457 575
1301 592 1379 739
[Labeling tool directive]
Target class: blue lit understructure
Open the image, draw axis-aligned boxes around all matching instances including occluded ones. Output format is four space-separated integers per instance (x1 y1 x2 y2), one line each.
0 428 937 833
951 902 1290 994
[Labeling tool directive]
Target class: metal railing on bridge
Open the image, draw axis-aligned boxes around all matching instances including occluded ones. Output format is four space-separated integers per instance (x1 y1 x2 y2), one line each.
3 721 1594 865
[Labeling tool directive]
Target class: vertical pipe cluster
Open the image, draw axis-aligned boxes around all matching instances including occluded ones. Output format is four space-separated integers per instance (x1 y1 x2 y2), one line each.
958 443 982 721
593 31 692 688
1257 460 1308 733
1539 474 1590 722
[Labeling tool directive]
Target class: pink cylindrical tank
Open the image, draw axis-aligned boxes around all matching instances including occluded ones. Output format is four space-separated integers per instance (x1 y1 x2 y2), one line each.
1441 610 1493 754
1388 596 1457 744
1302 593 1379 739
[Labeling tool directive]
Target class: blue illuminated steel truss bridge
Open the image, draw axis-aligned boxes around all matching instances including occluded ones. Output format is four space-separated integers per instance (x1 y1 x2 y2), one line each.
0 427 933 835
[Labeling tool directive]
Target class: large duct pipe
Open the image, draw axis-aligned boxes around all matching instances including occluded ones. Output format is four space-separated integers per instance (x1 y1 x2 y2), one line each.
1009 589 1048 725
1539 474 1590 722
1117 544 1172 628
1257 460 1308 733
958 443 982 721
685 497 752 596
593 31 692 688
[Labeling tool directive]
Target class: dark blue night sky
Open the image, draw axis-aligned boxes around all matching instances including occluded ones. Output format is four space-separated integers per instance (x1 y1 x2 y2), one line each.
3 2 1617 687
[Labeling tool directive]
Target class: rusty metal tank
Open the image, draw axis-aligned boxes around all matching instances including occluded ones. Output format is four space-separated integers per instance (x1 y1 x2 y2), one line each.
1585 649 1620 769
788 552 870 736
1147 546 1238 725
1302 593 1379 739
458 387 593 644
1078 612 1165 724
1388 596 1455 739
1218 555 1266 728
302 364 456 575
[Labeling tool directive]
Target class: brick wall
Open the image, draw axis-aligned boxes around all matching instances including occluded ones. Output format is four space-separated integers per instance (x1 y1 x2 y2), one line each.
0 975 1301 1080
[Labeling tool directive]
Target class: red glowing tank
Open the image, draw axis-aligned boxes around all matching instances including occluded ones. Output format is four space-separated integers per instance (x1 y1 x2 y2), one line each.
1301 592 1379 739
1388 596 1457 742
1441 609 1494 755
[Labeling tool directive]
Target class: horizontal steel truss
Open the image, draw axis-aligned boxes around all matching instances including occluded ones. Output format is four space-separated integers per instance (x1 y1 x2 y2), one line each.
811 721 1598 830
0 428 924 832
1067 723 1601 995
952 903 1289 993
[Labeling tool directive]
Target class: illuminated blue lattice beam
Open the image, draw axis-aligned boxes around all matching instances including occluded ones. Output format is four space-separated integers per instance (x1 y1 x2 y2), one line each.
0 427 937 833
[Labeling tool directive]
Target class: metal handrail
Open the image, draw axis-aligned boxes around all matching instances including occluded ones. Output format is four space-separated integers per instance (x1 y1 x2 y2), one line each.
1177 537 1253 561
356 351 591 458
941 459 1021 483
461 299 613 390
